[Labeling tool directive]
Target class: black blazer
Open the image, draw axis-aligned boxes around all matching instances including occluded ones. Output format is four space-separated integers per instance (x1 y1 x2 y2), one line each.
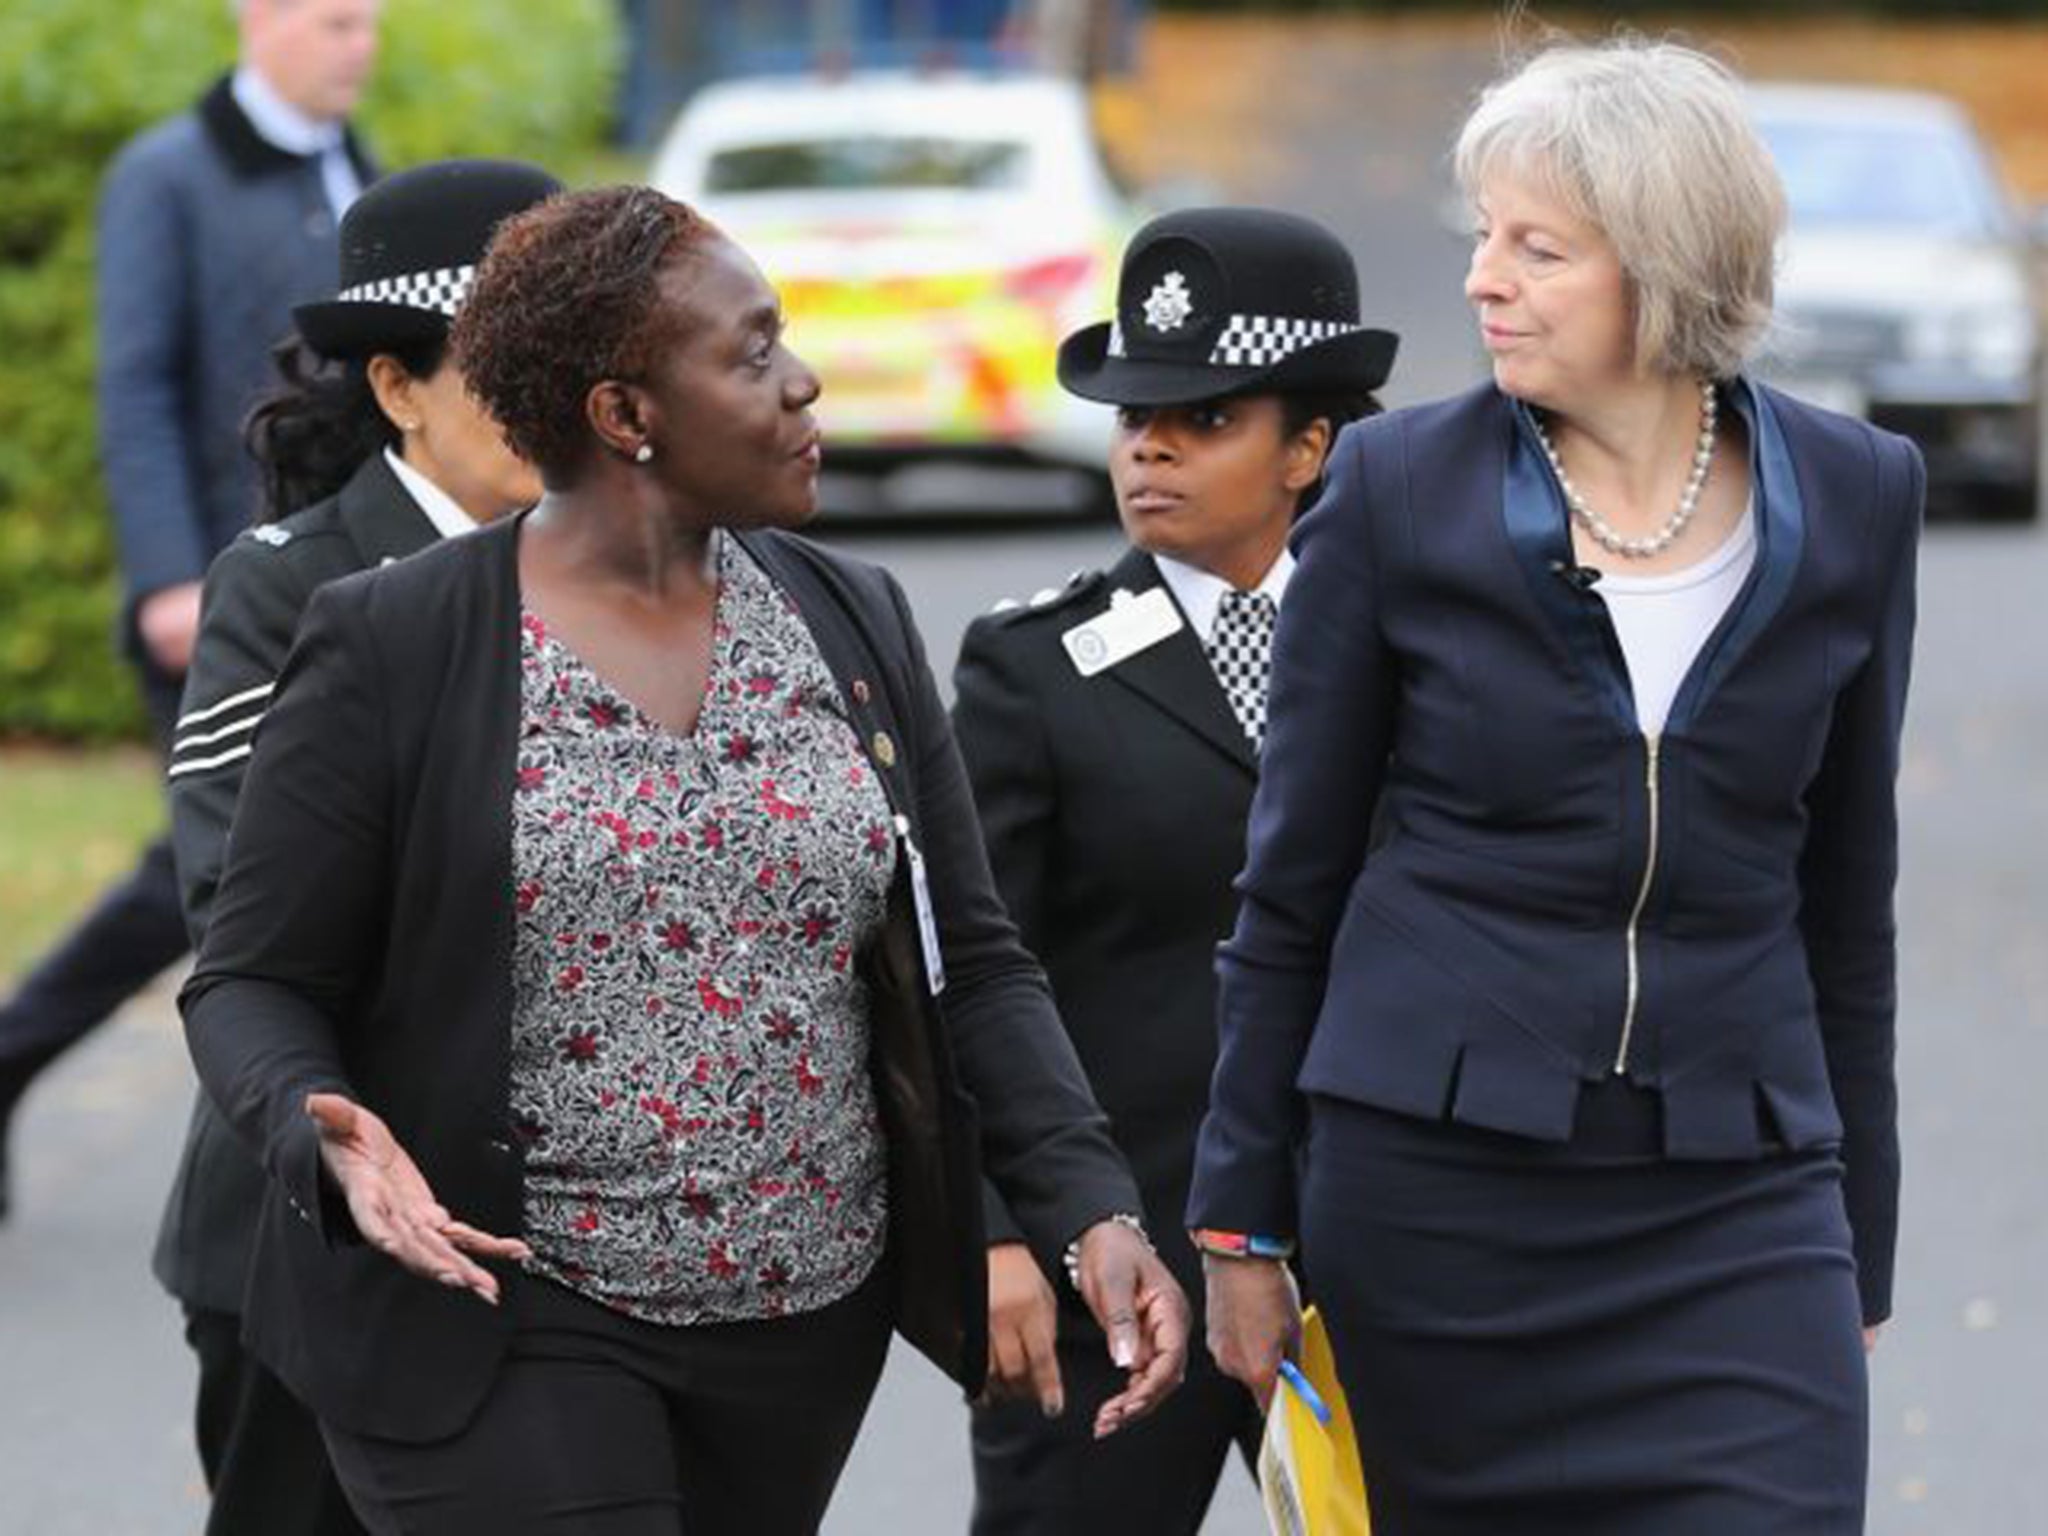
953 548 1256 1299
180 512 1141 1440
156 454 439 1314
1189 380 1922 1326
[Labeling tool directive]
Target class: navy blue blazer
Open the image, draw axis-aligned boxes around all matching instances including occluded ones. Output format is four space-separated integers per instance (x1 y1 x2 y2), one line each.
1187 379 1922 1325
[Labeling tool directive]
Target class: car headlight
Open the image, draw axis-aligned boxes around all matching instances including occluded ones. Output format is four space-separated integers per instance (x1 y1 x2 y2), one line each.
1905 307 2037 381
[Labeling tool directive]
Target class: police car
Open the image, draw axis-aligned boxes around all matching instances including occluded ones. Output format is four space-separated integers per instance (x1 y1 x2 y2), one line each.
650 69 1134 506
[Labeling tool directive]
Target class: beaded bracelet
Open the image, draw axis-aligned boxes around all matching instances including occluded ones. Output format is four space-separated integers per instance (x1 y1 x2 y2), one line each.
1062 1211 1153 1292
1189 1227 1297 1261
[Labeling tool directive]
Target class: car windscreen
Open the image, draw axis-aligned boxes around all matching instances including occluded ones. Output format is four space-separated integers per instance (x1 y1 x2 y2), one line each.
705 136 1030 193
1758 116 2008 237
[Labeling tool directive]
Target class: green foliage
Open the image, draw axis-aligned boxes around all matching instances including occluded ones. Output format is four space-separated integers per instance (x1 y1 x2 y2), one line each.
363 0 620 167
0 746 164 979
0 0 620 741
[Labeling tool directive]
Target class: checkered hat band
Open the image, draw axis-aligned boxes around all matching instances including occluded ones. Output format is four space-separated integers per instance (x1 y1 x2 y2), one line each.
1209 313 1362 368
1107 320 1126 358
334 263 476 318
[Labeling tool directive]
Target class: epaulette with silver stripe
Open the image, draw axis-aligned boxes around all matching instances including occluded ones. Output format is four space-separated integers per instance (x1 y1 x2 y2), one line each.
988 568 1098 617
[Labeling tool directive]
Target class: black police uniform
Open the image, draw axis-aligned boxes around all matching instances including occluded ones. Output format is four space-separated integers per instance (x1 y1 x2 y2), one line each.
160 450 435 1536
953 553 1266 1534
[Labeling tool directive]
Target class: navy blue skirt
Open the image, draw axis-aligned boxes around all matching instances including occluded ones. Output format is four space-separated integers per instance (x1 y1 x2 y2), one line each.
1300 1085 1868 1535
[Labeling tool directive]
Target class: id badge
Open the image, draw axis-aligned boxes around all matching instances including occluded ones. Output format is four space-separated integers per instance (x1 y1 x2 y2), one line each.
1061 586 1184 677
895 814 945 996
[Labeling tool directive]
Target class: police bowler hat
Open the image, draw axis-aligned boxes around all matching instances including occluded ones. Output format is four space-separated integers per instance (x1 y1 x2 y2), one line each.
293 158 564 359
1058 206 1397 407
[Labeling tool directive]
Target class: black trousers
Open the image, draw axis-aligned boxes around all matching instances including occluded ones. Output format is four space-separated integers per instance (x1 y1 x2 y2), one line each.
187 1307 368 1536
0 663 188 1135
970 1298 1262 1534
322 1266 894 1535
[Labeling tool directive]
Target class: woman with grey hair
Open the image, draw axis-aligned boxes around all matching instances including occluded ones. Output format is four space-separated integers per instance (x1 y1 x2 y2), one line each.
1189 38 1920 1531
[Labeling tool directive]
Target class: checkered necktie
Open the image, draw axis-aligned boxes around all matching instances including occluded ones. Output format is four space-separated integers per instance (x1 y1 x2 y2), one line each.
1207 588 1277 751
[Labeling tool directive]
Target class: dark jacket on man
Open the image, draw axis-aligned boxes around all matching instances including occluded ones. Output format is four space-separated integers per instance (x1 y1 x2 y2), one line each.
180 513 1142 1440
96 76 376 629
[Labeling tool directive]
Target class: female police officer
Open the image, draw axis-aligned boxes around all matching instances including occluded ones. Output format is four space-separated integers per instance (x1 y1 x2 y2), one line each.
162 157 560 1536
952 207 1396 1534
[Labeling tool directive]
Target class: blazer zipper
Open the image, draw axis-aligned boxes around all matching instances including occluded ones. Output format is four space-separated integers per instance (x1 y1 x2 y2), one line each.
1614 731 1662 1075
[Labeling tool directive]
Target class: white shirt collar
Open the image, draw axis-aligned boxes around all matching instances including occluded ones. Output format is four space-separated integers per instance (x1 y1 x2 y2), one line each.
1151 547 1295 644
233 66 361 219
384 449 478 541
232 65 345 156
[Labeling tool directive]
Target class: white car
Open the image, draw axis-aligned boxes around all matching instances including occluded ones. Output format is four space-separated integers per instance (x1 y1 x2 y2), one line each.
1750 84 2042 520
650 70 1132 486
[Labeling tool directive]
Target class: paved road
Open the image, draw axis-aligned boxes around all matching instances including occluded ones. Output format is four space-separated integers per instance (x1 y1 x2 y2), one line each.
6 27 2045 1535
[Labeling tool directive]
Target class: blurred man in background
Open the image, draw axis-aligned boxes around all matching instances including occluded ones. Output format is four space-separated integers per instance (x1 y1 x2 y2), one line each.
0 8 378 1524
0 0 380 1211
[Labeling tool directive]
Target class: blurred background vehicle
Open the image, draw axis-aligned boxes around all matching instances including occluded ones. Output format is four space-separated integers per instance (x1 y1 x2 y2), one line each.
615 1 1146 145
1750 84 2044 522
652 67 1135 516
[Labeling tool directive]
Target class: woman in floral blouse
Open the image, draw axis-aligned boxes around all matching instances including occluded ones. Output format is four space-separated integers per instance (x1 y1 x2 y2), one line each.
180 185 1188 1535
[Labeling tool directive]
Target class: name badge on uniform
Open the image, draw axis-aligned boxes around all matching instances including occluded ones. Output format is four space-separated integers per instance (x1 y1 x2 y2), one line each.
894 815 945 997
1061 587 1183 678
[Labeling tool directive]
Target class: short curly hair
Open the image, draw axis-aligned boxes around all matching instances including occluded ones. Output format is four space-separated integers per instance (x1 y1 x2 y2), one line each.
453 185 719 483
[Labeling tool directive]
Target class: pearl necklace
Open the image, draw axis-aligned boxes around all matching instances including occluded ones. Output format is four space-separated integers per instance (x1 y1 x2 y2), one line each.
1533 381 1717 559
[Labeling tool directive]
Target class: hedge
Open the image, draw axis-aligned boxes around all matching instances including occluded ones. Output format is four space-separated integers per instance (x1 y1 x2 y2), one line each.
0 0 619 741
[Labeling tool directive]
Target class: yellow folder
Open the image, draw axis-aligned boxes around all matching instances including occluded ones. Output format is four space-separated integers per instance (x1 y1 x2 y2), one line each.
1258 1305 1370 1536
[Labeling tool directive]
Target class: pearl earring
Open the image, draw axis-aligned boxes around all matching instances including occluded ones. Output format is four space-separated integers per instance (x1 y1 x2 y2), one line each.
634 443 654 464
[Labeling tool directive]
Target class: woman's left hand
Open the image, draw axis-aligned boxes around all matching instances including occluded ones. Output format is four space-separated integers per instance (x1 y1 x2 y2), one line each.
1069 1220 1191 1439
1864 1325 1882 1354
307 1092 531 1304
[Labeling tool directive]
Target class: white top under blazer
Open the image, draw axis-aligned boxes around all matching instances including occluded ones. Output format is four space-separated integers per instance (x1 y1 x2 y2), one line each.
1596 504 1758 737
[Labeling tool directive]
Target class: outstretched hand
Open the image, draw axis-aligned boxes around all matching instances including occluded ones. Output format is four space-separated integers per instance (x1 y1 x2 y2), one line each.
1071 1220 1191 1439
305 1092 531 1306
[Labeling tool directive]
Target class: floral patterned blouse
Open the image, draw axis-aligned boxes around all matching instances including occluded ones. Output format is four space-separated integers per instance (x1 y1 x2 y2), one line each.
508 533 897 1325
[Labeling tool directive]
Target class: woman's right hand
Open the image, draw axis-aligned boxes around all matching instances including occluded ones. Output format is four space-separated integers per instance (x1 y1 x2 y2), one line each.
305 1092 531 1305
1203 1251 1301 1413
